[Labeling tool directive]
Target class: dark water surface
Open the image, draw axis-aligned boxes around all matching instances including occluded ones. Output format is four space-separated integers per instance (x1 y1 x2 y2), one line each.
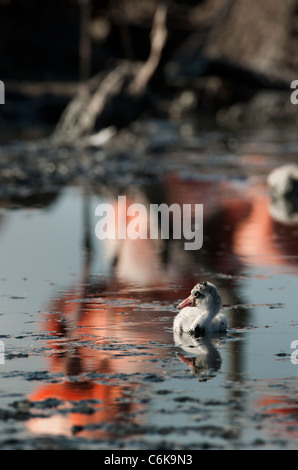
1 128 298 449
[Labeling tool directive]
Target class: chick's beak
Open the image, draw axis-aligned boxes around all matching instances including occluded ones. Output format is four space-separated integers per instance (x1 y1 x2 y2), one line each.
178 294 194 309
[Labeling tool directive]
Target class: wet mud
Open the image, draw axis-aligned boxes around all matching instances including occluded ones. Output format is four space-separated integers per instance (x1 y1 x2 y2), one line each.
1 124 298 449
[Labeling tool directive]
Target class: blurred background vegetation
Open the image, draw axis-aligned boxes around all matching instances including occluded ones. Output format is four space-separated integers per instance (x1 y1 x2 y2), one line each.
1 0 298 142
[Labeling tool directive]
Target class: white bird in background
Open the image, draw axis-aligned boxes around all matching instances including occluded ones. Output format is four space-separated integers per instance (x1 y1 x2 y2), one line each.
267 164 298 225
174 281 227 336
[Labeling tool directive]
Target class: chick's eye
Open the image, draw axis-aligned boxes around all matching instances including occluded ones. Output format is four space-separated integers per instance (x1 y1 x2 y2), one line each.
194 291 204 299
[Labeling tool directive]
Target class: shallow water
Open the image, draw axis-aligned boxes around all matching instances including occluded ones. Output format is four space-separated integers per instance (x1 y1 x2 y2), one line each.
1 129 298 449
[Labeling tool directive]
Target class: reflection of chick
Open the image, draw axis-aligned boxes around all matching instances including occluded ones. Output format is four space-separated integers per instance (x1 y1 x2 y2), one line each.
174 281 227 336
174 333 223 381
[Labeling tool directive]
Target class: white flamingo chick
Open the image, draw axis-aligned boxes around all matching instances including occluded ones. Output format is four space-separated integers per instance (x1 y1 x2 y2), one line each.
174 281 227 336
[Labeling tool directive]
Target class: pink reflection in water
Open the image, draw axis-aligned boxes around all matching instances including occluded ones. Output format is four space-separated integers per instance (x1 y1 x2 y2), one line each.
27 166 298 439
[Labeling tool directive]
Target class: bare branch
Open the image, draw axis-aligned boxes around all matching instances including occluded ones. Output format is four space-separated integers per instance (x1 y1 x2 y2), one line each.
128 3 168 95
